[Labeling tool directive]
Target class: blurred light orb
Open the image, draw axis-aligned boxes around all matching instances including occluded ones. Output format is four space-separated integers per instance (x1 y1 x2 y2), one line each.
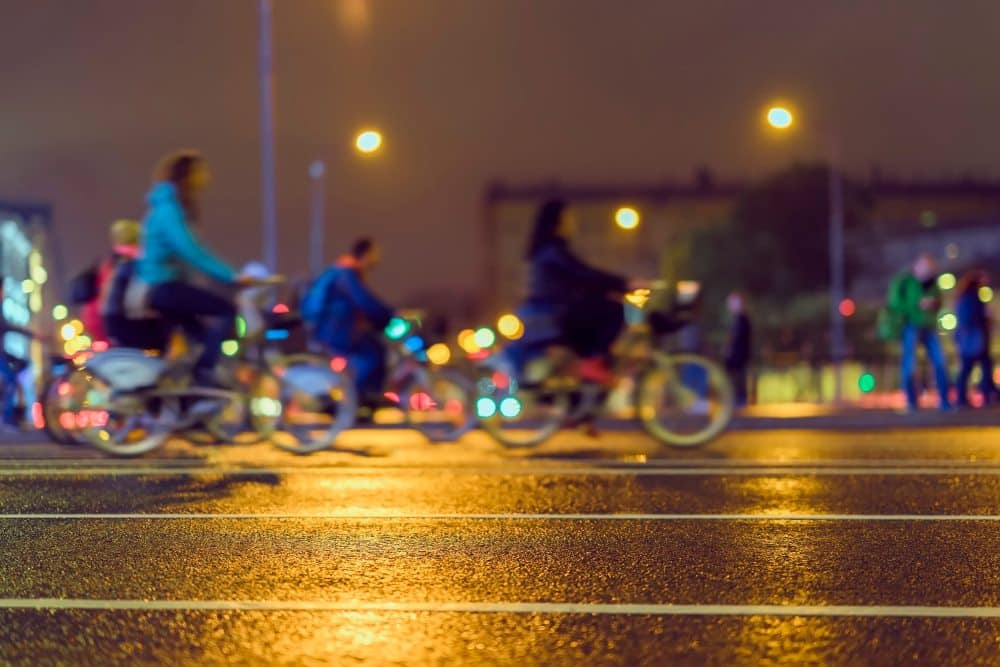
60 323 76 342
937 273 956 291
473 327 497 349
980 286 994 304
939 313 957 331
858 372 876 393
476 397 497 418
767 106 793 129
497 314 523 339
614 206 640 230
426 343 451 366
838 298 856 318
355 130 383 154
221 340 240 356
499 396 522 419
385 317 410 341
52 304 69 321
457 329 480 354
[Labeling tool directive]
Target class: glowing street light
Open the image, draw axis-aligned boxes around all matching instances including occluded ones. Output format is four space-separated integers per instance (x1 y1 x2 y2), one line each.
766 106 794 130
355 129 383 155
614 206 640 230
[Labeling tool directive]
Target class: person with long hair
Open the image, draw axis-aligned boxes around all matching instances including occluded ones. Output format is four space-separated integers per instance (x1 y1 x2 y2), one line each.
519 199 630 383
954 270 998 407
135 150 243 386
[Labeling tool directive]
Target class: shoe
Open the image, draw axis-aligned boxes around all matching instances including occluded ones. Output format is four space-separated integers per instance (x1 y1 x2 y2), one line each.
576 358 615 387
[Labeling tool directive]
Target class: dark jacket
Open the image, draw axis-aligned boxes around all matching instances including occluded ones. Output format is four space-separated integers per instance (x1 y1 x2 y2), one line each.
725 313 752 369
312 257 394 353
954 291 988 358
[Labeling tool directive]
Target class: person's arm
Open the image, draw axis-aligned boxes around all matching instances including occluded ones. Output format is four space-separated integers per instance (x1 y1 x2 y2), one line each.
549 246 628 295
161 207 236 284
338 271 394 330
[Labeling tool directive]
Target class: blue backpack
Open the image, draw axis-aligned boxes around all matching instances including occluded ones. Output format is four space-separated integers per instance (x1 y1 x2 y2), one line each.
300 268 339 329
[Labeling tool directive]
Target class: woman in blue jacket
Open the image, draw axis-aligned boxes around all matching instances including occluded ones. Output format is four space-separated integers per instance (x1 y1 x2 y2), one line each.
954 270 997 407
136 151 243 386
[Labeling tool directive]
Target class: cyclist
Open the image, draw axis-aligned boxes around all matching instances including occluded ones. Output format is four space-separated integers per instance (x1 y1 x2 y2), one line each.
80 219 142 347
135 150 244 387
516 198 632 385
303 238 395 411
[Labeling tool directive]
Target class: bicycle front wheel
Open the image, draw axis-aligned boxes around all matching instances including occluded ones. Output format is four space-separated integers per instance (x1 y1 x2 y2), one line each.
477 364 569 449
637 353 734 448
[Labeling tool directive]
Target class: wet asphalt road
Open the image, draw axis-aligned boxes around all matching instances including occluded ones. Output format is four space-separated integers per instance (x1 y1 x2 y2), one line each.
1 428 999 665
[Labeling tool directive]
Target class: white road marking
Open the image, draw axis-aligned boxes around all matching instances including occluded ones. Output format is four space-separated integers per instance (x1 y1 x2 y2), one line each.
0 598 997 617
3 464 1000 477
2 512 999 521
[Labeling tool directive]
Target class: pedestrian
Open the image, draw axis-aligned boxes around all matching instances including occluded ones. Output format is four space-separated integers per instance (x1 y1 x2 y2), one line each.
888 253 951 412
724 291 752 408
954 270 997 407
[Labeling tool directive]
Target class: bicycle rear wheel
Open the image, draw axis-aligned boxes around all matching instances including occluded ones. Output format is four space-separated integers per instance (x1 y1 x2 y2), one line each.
251 355 357 454
637 353 733 448
42 369 91 445
79 380 173 457
477 364 569 449
402 367 477 443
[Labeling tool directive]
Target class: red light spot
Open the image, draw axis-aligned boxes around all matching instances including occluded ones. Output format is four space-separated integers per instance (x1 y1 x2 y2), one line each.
92 341 109 352
491 372 510 390
468 350 489 361
76 412 89 428
409 392 436 411
839 298 856 318
59 412 76 430
384 392 400 404
272 303 290 314
32 402 44 429
57 382 71 398
330 357 348 372
444 399 463 415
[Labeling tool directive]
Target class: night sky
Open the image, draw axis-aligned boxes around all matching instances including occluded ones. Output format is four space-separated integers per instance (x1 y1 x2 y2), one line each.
2 0 998 301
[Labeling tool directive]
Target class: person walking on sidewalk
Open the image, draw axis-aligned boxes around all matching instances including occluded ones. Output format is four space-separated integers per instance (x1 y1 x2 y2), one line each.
724 291 752 408
954 270 998 407
889 253 951 412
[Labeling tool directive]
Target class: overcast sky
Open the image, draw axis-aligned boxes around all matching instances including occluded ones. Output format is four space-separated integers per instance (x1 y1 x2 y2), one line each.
2 0 999 299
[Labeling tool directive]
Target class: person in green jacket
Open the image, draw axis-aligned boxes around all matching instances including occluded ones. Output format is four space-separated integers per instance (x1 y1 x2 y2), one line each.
889 253 951 411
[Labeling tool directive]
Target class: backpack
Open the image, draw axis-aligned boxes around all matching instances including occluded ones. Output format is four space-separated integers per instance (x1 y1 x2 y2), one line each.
68 263 100 305
876 274 906 341
300 267 339 329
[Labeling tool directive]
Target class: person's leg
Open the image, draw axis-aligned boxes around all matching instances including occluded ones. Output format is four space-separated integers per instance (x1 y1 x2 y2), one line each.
564 298 624 359
979 352 995 404
347 335 388 401
900 326 918 409
921 328 952 408
150 282 235 373
956 355 973 407
727 365 748 407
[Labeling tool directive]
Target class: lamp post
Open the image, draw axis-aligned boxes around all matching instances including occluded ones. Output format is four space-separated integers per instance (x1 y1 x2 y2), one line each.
307 129 383 277
766 105 846 403
258 0 278 272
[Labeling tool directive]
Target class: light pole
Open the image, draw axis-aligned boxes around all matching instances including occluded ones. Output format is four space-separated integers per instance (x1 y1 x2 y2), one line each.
766 105 846 403
307 129 383 277
258 0 278 272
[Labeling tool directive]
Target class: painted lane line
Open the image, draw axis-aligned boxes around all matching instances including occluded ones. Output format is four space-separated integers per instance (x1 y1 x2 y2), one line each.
3 512 1000 521
4 466 1000 477
0 599 998 618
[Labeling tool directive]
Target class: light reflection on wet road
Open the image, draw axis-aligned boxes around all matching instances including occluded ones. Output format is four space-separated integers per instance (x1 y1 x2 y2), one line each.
1 428 999 664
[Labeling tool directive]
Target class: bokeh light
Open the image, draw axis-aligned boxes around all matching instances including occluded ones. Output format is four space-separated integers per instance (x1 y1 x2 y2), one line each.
473 327 497 349
497 314 524 340
980 286 994 303
476 397 497 418
858 372 876 393
838 298 856 318
939 313 957 331
766 106 793 129
937 273 956 290
614 206 640 230
385 317 410 341
60 323 76 342
426 343 451 366
499 396 522 418
221 340 240 356
355 129 383 154
52 304 68 321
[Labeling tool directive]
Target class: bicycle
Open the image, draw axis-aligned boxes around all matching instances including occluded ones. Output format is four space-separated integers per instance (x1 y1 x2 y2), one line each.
476 285 734 449
75 278 357 457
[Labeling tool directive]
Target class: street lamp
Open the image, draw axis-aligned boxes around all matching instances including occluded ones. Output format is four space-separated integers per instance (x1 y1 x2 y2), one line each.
614 206 640 230
308 129 384 276
764 103 847 404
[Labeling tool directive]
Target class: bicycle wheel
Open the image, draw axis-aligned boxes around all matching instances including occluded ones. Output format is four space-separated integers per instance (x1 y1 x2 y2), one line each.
79 380 173 457
477 362 569 448
637 353 734 448
42 370 86 445
402 367 477 443
251 355 358 454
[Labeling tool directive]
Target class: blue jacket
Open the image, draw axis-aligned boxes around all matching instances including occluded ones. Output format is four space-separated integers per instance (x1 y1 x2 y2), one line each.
954 291 988 358
311 259 394 353
136 182 236 286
